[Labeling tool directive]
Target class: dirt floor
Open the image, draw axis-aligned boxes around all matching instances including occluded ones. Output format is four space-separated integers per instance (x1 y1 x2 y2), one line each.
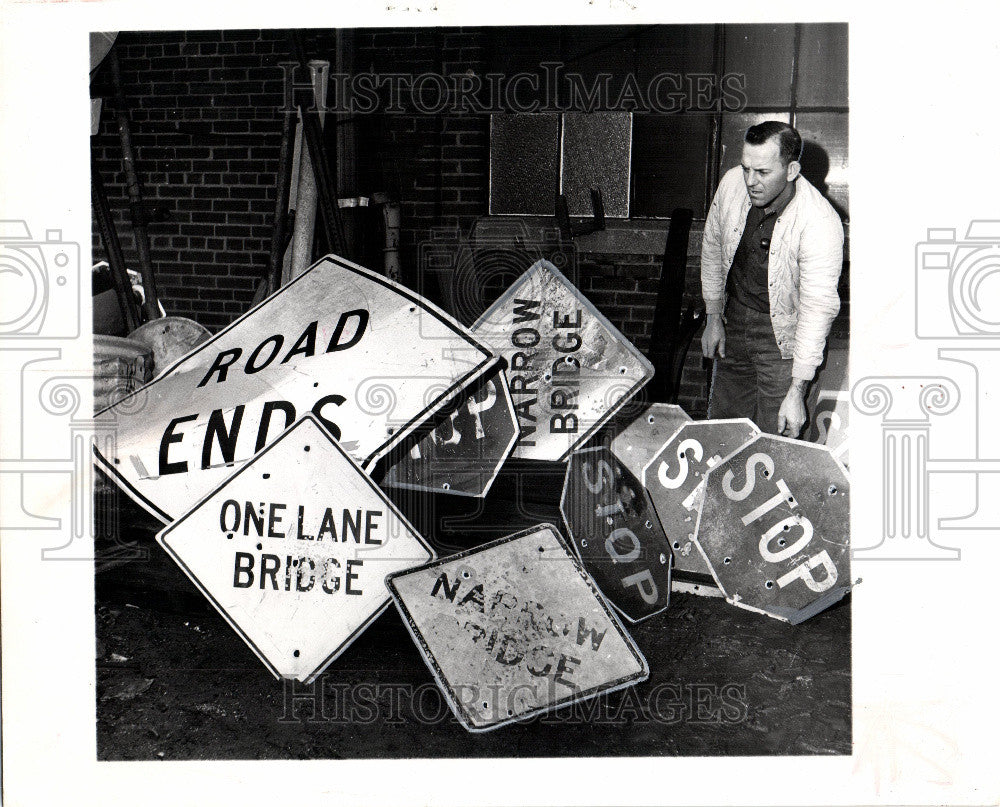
95 473 851 760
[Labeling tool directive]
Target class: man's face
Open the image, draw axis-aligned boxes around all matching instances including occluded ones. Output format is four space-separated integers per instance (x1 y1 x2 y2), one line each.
741 138 798 207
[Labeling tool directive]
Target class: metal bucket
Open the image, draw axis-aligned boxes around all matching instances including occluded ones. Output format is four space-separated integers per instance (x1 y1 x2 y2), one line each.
93 334 153 413
128 316 211 377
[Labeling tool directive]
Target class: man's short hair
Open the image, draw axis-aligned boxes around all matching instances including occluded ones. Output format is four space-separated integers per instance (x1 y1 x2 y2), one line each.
745 121 803 166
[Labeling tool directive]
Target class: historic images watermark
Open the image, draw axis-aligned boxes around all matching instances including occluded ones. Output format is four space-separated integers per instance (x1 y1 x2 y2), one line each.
279 677 749 727
279 61 748 116
852 221 1000 561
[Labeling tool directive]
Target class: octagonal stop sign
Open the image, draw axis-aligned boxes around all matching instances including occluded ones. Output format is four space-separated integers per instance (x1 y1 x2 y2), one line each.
642 419 759 578
609 403 691 481
694 434 850 624
560 446 673 622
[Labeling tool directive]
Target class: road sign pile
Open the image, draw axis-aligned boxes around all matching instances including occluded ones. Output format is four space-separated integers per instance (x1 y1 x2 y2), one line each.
96 253 851 731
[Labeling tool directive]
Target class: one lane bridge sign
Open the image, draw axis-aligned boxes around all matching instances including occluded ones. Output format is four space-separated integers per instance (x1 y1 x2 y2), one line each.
156 414 435 683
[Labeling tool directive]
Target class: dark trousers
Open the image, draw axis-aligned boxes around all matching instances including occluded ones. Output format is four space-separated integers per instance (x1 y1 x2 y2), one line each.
708 298 792 434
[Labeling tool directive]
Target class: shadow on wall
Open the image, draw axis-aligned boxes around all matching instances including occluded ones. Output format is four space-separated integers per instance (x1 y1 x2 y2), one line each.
799 140 848 222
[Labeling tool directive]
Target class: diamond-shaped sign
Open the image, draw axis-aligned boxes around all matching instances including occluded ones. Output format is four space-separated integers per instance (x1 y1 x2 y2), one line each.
560 446 673 622
470 259 653 461
609 403 691 480
381 369 519 497
694 434 850 624
642 419 760 578
386 523 649 732
96 254 499 522
156 414 435 682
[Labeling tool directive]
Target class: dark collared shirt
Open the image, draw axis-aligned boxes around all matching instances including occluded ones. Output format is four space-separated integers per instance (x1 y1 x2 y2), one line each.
726 181 797 314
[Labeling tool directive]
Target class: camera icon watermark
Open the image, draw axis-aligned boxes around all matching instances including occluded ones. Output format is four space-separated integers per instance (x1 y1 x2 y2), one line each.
915 221 1000 339
416 219 577 328
854 220 1000 562
0 220 81 339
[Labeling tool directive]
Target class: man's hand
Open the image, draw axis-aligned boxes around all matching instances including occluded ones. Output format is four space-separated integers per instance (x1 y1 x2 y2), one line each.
701 313 726 359
777 379 809 437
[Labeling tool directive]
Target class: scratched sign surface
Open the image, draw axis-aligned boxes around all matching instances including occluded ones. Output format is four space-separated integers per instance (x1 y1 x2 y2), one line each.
560 446 673 622
386 523 649 732
609 403 692 480
382 369 519 497
470 259 654 461
695 434 850 624
95 254 498 522
157 415 434 683
642 419 760 578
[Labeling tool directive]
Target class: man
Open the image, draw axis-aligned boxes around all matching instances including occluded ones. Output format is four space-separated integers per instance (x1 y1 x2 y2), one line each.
701 121 844 437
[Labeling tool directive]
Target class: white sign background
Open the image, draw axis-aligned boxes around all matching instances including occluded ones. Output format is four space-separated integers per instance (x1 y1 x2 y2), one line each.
95 254 498 522
2 2 999 806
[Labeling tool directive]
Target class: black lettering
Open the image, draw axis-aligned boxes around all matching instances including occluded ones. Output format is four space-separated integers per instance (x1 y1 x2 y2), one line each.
296 557 316 592
158 414 198 476
255 400 297 452
554 654 581 689
576 617 607 651
342 509 362 542
219 500 241 533
325 309 369 353
431 573 460 601
345 559 363 595
281 320 319 363
512 298 541 324
259 554 280 590
268 503 286 538
246 335 284 374
233 552 254 588
197 348 242 387
365 510 382 544
511 327 540 348
311 394 345 440
244 501 265 536
201 405 245 470
321 558 341 594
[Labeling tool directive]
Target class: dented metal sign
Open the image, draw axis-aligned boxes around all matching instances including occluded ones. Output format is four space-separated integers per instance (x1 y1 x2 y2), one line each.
156 415 434 683
386 523 649 732
642 419 760 579
609 403 692 481
470 259 654 461
560 446 673 622
694 434 851 624
95 254 499 522
381 369 519 497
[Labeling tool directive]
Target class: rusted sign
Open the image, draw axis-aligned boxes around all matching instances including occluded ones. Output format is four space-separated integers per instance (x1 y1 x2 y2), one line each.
560 446 673 622
642 419 760 578
381 369 519 497
695 434 851 624
470 259 654 461
609 403 691 480
156 414 435 682
95 254 499 522
386 523 649 732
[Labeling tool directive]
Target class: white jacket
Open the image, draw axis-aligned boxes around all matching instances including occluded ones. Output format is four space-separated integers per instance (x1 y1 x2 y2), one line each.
701 167 844 381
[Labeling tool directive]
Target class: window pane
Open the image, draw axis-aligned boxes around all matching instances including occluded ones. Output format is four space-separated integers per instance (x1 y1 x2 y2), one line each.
489 114 559 216
797 23 848 107
560 111 632 218
631 114 711 217
724 24 795 108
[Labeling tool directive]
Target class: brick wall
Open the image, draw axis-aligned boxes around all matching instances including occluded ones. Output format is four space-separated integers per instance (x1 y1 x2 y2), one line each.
91 27 848 418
